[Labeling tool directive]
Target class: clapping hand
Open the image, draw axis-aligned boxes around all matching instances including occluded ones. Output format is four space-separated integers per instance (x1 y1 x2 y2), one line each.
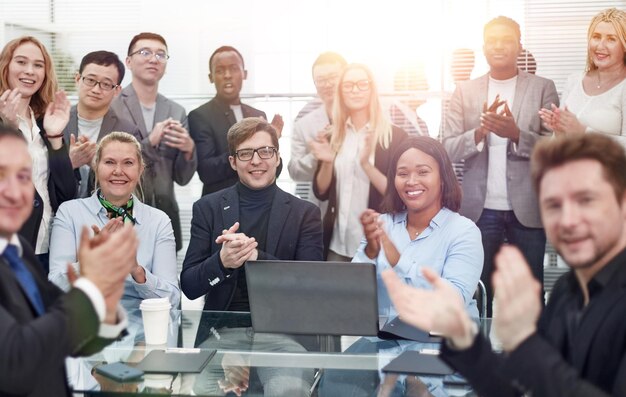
43 91 71 139
538 103 560 133
480 100 521 142
69 134 97 169
493 245 541 352
359 132 374 168
91 217 125 236
308 131 334 163
162 119 195 158
270 114 284 139
360 209 400 265
475 95 505 143
75 224 139 324
217 222 258 270
0 88 22 128
382 268 477 349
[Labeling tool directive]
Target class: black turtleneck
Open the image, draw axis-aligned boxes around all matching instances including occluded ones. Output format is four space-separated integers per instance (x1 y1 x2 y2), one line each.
227 181 277 312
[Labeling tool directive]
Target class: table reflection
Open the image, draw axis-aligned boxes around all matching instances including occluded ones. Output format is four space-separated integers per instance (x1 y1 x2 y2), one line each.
67 310 478 396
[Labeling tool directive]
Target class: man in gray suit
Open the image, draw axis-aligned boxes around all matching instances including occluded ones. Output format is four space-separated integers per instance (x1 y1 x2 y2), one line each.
288 51 346 206
443 16 559 317
112 32 197 251
64 51 141 198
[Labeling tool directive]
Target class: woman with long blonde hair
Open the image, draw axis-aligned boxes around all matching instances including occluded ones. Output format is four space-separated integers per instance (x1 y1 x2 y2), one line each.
312 63 406 260
540 8 626 145
0 36 72 271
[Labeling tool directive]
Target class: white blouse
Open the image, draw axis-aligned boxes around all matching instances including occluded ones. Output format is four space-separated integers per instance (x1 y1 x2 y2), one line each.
18 109 52 254
563 72 626 146
330 120 372 258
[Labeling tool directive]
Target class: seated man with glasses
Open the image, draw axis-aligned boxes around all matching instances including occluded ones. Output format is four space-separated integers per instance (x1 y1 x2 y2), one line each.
111 32 197 252
181 117 322 395
62 51 142 198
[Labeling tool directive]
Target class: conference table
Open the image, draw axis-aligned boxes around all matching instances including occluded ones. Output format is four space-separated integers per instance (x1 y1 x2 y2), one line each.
70 309 487 396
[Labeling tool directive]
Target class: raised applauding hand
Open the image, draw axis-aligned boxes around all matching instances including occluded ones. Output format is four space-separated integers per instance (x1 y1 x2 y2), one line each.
43 91 71 140
0 88 22 128
270 114 284 139
308 129 334 163
493 245 542 352
382 268 477 349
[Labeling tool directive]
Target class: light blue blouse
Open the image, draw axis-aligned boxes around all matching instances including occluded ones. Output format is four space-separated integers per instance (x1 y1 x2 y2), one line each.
353 207 483 319
48 193 180 310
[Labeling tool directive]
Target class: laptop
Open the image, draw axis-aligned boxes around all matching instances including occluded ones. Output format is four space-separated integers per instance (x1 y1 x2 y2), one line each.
245 260 379 336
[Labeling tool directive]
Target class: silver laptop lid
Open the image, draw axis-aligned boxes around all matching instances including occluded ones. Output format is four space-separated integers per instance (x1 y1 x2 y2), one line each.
245 260 379 336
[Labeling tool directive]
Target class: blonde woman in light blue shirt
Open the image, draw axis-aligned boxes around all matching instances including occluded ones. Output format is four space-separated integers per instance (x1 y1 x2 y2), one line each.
49 131 180 310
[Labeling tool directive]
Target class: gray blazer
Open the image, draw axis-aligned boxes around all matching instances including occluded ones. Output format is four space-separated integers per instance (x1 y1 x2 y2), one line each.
63 105 141 143
443 70 559 228
63 105 142 198
111 85 197 251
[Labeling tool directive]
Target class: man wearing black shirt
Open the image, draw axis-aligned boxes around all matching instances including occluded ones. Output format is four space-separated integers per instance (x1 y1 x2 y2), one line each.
181 117 323 396
383 133 626 396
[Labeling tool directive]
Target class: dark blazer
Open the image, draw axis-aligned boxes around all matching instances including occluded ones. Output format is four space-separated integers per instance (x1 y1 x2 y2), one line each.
0 236 106 397
188 97 266 196
111 85 197 251
441 248 626 396
19 121 76 249
63 105 142 197
180 184 323 311
312 125 407 258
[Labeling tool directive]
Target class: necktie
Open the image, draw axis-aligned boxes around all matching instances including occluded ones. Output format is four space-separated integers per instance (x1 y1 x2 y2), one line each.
2 245 45 316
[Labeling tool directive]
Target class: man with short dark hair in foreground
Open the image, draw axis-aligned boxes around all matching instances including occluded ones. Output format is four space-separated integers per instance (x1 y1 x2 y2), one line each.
384 133 626 396
0 124 137 397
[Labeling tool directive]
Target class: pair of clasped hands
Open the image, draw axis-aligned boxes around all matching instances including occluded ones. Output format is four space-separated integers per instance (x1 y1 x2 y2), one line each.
474 94 521 144
217 222 258 270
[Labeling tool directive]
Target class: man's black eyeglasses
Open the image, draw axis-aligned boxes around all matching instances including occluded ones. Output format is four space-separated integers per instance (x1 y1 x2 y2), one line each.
81 76 119 91
234 146 277 161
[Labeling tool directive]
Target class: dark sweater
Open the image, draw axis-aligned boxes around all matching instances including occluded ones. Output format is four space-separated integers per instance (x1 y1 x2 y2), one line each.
226 182 277 311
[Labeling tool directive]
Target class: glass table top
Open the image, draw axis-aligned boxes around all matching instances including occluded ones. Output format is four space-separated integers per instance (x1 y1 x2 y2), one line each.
70 309 486 396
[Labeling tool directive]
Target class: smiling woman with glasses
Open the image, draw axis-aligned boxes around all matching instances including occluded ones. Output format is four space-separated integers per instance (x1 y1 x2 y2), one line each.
311 63 407 261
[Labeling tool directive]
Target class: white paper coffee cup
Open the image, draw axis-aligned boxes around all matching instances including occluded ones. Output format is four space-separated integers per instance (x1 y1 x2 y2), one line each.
140 298 171 345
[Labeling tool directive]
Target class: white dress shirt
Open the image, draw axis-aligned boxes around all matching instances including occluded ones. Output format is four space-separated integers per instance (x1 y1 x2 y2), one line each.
0 234 127 338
